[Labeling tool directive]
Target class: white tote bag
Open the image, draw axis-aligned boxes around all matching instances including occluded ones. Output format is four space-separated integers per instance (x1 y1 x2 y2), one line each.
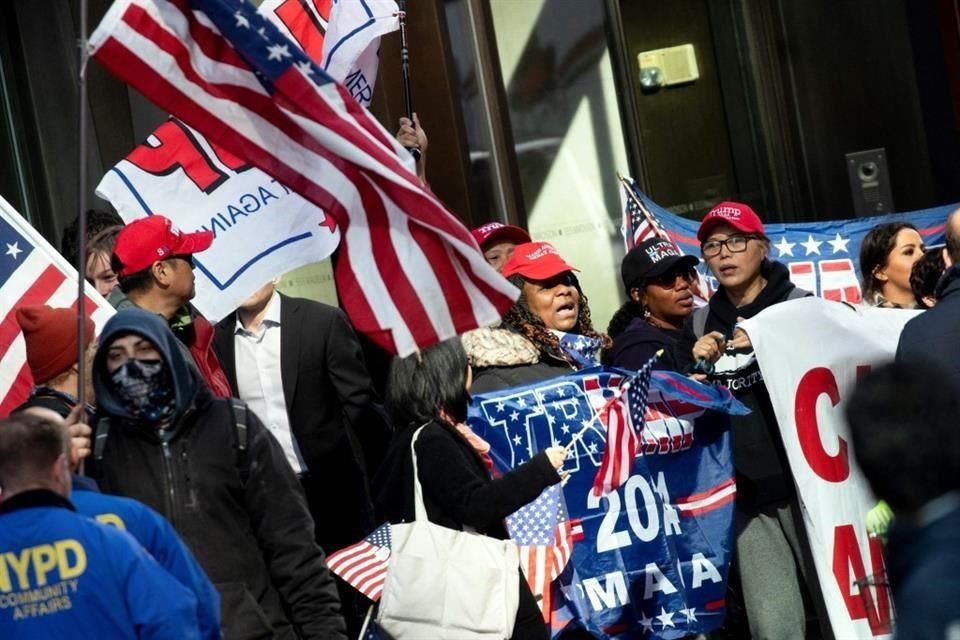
376 425 521 639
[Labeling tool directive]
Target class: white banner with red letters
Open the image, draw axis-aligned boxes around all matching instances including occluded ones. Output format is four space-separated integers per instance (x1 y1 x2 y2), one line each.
742 297 919 639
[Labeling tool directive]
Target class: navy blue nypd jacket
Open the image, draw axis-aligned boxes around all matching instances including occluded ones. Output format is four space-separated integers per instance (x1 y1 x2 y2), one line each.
0 489 200 639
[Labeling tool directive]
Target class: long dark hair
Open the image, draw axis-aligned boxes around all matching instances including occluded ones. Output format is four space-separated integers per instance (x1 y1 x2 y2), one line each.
501 273 611 363
859 221 917 301
386 338 470 429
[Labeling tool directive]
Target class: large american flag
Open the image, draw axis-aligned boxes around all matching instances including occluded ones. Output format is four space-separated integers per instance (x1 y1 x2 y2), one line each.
89 0 518 357
259 0 330 63
592 353 657 496
506 484 584 621
0 196 114 417
326 522 391 602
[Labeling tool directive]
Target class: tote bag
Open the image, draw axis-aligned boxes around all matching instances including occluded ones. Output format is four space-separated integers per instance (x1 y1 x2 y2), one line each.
376 425 521 639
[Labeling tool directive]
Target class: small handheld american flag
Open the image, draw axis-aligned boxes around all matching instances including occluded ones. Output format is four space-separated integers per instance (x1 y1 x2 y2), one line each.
592 351 659 496
326 523 391 602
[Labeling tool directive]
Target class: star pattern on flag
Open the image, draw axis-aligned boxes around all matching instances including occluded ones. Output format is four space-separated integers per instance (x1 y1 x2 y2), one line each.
801 234 823 256
656 607 676 629
295 60 314 75
638 612 654 633
828 232 850 254
773 236 795 257
234 11 250 28
5 242 22 259
680 607 698 622
267 42 292 61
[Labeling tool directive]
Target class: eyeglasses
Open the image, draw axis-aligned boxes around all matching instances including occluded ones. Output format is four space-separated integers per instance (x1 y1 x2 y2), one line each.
701 235 756 258
648 268 698 288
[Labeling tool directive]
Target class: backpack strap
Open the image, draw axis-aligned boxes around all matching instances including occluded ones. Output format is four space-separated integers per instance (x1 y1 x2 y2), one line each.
227 398 251 485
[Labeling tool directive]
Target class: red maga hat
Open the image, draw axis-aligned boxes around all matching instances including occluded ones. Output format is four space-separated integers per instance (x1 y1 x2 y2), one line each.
501 242 578 280
113 215 213 277
470 222 531 250
697 201 766 242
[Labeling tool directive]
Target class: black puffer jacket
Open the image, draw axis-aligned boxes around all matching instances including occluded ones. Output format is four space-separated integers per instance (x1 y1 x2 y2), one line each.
90 309 345 640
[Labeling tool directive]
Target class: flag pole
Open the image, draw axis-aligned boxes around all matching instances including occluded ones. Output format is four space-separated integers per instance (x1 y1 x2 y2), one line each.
76 0 90 410
396 0 420 161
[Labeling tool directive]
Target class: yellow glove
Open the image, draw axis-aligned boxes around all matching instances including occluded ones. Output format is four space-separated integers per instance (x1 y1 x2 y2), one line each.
866 500 894 538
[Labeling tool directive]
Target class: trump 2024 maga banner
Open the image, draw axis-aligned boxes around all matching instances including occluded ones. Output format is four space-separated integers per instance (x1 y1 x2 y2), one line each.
742 297 918 639
469 368 748 639
630 185 952 303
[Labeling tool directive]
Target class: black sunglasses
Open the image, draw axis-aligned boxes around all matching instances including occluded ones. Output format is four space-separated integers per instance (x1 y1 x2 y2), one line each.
648 267 697 288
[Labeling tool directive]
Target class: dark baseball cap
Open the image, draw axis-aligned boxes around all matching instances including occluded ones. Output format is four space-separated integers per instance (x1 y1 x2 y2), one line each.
621 238 699 290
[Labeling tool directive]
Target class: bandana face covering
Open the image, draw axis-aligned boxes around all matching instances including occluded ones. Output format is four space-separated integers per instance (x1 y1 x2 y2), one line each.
551 330 603 369
109 359 176 422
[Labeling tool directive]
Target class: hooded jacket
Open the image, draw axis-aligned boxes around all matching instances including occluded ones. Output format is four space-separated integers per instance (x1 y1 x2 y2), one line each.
90 308 345 640
675 260 806 508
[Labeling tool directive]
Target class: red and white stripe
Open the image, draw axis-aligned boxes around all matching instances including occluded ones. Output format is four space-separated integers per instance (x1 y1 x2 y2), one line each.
675 478 737 517
89 0 517 356
0 197 114 416
259 0 330 63
326 539 390 602
592 399 639 497
520 517 583 618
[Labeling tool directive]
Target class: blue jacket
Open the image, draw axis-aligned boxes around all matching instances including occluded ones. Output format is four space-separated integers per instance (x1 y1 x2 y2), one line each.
896 265 960 391
71 485 222 639
0 489 200 639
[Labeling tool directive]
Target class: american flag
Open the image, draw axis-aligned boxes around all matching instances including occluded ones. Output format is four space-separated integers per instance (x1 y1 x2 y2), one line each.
89 0 518 357
0 196 114 416
621 175 680 253
592 352 658 496
506 484 584 620
259 0 330 63
326 522 391 602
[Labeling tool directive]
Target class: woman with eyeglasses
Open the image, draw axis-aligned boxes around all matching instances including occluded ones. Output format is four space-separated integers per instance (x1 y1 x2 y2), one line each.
604 238 699 372
675 202 819 640
464 242 610 394
859 221 925 308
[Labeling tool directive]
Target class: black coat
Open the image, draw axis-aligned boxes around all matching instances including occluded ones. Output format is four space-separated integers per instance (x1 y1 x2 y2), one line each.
214 294 378 469
374 420 560 537
896 265 960 391
605 317 681 372
91 309 345 640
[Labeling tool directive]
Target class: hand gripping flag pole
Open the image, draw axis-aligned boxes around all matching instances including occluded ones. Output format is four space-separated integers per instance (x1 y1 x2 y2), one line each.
397 0 420 162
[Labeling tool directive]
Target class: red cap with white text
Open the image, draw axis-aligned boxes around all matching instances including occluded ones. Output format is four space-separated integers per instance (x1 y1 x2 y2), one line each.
697 202 766 242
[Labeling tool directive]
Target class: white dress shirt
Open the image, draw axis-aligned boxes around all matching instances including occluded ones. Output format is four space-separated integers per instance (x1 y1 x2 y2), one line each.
234 291 306 474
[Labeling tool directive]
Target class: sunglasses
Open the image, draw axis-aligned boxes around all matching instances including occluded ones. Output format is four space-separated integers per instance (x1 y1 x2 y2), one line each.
648 267 698 288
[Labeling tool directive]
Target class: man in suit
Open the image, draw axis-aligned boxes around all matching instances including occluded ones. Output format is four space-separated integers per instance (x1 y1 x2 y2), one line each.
212 280 380 569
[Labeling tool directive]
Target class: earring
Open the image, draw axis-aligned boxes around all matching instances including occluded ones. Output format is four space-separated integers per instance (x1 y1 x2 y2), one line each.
643 307 651 319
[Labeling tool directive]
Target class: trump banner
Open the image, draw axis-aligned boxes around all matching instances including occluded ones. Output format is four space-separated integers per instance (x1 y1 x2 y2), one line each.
742 297 917 639
623 178 953 303
96 118 341 322
469 368 749 639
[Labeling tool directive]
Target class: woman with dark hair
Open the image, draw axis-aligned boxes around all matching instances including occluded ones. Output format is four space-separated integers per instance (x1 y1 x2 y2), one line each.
859 221 925 308
604 238 699 372
373 338 565 640
464 242 610 394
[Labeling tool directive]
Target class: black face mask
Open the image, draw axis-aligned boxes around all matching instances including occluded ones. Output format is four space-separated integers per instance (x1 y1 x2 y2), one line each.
108 359 176 422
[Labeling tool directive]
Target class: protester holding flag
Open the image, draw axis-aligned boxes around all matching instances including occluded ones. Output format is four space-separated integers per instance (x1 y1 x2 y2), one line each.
373 338 566 639
605 237 699 372
675 202 820 639
858 221 925 308
396 113 428 183
466 242 609 394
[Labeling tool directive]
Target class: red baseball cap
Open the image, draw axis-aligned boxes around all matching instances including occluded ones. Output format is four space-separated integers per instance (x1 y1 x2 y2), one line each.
471 222 531 251
501 242 578 280
113 216 213 277
697 201 766 242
